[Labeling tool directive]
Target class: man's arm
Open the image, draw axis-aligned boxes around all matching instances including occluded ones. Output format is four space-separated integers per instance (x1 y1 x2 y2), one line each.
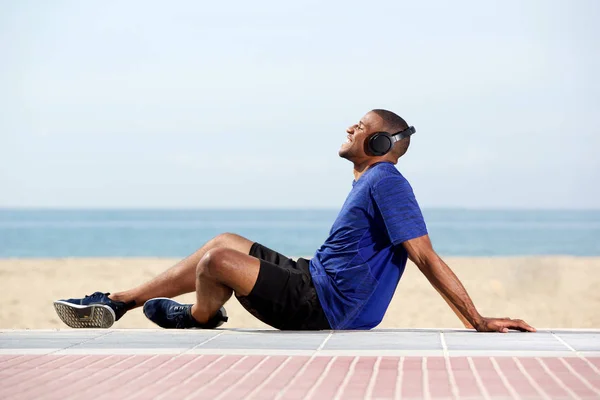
402 234 536 333
432 285 474 329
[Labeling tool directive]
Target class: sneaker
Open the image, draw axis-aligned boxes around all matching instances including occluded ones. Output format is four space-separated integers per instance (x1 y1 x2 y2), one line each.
53 292 132 329
143 298 228 329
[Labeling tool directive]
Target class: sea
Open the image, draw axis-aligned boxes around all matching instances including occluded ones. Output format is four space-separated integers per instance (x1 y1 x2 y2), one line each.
0 209 599 258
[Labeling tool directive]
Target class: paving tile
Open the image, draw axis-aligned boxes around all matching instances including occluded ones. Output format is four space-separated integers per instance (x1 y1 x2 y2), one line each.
0 331 107 349
324 331 441 350
199 331 329 350
444 331 566 351
554 332 600 351
69 330 220 349
1 340 600 400
369 357 399 399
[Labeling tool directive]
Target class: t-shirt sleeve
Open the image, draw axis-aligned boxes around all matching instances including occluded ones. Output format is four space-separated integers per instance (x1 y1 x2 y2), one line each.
372 175 428 246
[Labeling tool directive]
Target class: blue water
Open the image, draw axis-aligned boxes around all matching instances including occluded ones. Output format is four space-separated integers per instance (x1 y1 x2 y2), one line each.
0 209 599 257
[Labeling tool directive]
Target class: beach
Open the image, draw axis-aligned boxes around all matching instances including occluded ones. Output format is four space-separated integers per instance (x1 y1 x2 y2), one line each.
1 256 599 330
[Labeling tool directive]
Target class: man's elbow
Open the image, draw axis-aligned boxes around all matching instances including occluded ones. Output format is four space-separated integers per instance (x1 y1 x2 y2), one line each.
413 250 440 272
403 235 439 271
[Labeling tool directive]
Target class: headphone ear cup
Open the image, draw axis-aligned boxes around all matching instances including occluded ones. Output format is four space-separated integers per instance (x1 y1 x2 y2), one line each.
368 132 392 156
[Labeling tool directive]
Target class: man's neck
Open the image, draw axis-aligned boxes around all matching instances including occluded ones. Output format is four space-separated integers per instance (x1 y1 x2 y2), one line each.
353 159 392 181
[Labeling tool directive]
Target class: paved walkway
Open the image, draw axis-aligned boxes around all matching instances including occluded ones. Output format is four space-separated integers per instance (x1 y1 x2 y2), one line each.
1 329 599 399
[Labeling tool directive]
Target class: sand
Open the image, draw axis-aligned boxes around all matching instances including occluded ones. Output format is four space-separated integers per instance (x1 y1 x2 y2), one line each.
1 256 599 330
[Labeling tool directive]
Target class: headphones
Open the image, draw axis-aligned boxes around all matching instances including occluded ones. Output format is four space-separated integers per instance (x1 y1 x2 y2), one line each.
367 126 416 156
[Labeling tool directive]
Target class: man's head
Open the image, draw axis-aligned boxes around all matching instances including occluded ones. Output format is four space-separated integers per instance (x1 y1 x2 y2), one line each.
339 109 411 165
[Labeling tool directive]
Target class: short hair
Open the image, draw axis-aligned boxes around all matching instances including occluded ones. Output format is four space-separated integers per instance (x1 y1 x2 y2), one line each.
371 109 410 159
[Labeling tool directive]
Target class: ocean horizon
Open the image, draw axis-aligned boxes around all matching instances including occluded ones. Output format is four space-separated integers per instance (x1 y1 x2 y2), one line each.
1 208 599 258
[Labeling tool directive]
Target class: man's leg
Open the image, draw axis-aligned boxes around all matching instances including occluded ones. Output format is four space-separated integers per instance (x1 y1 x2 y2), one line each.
109 233 253 309
54 232 254 329
190 248 260 323
143 243 331 330
141 247 261 328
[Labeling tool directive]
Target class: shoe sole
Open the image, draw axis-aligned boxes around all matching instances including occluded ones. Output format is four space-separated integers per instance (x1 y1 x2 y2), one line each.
53 301 116 328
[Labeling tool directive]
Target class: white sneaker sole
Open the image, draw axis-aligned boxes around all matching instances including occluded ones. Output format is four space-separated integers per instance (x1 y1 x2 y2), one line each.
53 301 116 328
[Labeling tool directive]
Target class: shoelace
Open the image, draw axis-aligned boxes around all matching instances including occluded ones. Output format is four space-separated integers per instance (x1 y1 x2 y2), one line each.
83 292 109 302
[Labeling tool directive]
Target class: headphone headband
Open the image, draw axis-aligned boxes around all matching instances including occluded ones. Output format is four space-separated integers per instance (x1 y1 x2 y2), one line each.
389 126 416 144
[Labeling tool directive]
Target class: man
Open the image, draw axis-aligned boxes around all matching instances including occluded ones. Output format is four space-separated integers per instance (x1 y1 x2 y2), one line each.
55 109 535 333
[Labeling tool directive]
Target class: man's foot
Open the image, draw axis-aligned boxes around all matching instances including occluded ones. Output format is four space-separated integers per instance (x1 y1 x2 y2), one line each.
143 298 228 329
53 292 132 328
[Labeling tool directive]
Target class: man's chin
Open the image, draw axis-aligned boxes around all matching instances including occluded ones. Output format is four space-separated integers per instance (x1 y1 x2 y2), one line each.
338 144 354 159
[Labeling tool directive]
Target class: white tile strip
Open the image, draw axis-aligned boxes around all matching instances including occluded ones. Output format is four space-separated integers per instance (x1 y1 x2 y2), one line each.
187 348 320 356
536 357 580 400
304 356 338 400
118 332 226 400
98 354 184 400
559 357 600 397
422 357 431 400
182 355 249 400
513 356 551 400
580 356 600 375
0 354 27 367
86 354 162 398
274 353 319 400
333 355 359 400
153 355 226 400
2 347 598 357
245 356 292 400
441 332 459 400
550 335 600 395
54 347 189 355
467 357 493 400
123 355 210 400
3 354 96 397
214 355 271 400
54 354 149 400
489 357 519 400
394 356 404 400
364 356 381 400
319 350 446 357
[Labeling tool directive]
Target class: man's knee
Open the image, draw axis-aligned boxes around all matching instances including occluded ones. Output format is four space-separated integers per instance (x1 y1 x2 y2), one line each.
210 232 235 247
196 247 232 279
209 232 251 252
196 247 260 295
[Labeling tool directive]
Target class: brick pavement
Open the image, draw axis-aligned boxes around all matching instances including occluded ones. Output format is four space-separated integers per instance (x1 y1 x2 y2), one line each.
1 329 599 399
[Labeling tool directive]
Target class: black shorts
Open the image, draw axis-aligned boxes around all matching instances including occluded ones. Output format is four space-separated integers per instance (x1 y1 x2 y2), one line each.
236 243 331 331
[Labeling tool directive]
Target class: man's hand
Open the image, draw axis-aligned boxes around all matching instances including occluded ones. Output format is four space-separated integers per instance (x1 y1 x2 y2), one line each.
475 317 536 333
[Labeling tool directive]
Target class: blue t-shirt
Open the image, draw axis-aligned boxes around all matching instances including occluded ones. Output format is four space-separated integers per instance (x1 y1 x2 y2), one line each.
309 162 428 330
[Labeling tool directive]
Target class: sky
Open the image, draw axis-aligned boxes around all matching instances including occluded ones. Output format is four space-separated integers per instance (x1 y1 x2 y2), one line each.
0 0 598 209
